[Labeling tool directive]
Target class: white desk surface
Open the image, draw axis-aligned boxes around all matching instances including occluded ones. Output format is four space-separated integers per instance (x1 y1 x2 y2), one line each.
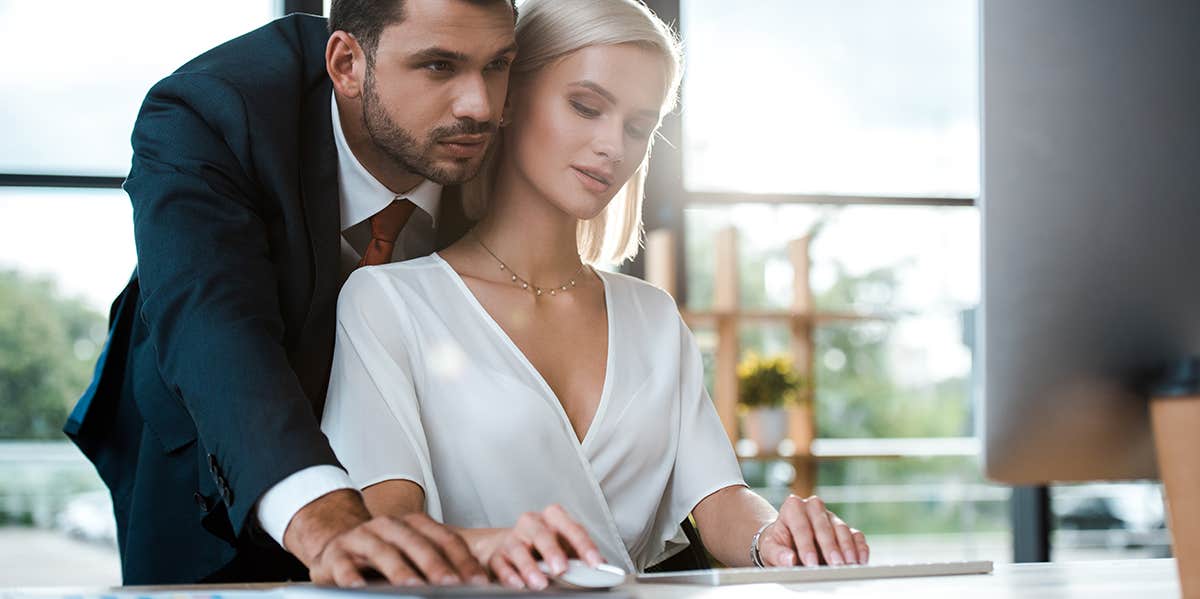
625 558 1178 598
4 559 1180 599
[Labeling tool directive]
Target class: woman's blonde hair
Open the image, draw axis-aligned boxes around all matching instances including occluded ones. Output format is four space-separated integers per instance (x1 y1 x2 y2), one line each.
462 0 683 265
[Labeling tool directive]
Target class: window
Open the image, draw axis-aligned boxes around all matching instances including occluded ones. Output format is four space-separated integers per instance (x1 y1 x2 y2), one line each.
671 0 1163 565
0 188 133 443
0 1 277 176
682 202 994 560
681 0 979 198
0 189 136 311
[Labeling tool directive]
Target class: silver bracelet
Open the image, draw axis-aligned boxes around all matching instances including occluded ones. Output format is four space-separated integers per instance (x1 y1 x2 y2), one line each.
749 522 771 568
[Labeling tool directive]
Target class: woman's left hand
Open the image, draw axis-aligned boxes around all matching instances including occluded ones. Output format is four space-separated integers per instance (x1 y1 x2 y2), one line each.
756 494 868 567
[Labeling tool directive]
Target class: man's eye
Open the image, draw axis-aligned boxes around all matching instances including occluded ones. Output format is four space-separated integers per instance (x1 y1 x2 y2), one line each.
423 61 453 73
486 58 511 72
570 100 601 118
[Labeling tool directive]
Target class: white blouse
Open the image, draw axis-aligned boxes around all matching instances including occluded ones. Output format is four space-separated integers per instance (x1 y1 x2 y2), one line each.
321 254 745 572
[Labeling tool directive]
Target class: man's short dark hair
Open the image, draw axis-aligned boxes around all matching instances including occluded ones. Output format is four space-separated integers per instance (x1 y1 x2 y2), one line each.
329 0 518 61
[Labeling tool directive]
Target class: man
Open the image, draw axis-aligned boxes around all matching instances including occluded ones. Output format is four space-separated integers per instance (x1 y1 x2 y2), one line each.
64 0 517 586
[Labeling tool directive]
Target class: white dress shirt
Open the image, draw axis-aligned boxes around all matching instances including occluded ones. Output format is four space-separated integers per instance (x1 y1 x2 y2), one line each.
254 92 444 548
321 255 747 571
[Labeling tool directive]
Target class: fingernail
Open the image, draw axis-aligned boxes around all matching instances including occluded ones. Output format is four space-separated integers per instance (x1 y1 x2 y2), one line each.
587 550 603 566
804 552 819 566
404 578 424 587
441 575 462 585
553 557 567 573
471 575 490 585
531 575 548 590
506 575 523 588
780 551 795 566
350 580 367 588
829 551 844 566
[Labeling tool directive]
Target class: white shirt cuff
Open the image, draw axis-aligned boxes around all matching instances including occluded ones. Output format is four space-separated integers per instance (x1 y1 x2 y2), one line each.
256 465 357 548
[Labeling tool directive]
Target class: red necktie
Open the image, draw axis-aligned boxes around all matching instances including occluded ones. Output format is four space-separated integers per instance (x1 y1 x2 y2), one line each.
357 199 417 268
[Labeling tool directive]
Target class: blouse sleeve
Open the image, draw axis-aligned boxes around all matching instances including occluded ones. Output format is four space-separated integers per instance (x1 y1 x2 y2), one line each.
663 313 747 522
321 268 440 514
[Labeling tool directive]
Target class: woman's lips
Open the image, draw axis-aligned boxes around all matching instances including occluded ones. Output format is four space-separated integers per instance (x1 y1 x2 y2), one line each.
572 166 612 193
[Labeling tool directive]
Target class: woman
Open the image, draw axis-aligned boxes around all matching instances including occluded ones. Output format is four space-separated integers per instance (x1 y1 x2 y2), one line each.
322 0 868 589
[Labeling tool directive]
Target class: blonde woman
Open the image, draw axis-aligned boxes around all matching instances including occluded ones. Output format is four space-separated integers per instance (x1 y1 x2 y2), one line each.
322 0 868 588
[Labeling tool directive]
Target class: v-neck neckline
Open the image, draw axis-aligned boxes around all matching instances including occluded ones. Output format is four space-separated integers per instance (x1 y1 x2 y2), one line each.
431 252 615 450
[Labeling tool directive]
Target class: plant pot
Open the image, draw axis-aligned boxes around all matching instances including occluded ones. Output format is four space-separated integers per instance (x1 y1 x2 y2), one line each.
743 407 789 455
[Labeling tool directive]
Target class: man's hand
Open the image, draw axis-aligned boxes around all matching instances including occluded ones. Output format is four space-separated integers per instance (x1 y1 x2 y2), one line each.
283 489 488 587
757 494 869 567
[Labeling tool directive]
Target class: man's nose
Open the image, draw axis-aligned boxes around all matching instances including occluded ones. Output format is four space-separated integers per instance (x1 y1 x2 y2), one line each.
451 74 495 124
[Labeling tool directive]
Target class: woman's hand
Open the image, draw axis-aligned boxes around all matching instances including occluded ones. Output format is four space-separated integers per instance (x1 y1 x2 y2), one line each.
756 494 868 567
472 504 605 590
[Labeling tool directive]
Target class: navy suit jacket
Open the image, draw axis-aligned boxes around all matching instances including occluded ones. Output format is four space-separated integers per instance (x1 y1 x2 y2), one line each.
64 14 471 584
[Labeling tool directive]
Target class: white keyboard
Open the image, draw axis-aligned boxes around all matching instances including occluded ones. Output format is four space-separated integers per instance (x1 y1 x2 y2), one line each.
635 560 993 585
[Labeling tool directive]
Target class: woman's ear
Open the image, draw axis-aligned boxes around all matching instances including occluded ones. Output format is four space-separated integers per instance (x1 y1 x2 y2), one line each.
326 31 366 99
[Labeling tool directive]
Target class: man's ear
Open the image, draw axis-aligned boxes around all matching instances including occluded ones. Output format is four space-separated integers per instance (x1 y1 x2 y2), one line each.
500 79 526 126
500 97 514 127
326 31 366 99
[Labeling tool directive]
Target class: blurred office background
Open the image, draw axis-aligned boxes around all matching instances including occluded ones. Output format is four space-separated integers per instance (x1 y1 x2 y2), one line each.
0 0 1167 586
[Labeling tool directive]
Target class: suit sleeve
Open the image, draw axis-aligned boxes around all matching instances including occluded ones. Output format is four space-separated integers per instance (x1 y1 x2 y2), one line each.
125 71 339 536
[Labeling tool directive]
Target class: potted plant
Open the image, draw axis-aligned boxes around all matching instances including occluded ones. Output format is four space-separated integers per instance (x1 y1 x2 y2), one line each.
738 353 806 454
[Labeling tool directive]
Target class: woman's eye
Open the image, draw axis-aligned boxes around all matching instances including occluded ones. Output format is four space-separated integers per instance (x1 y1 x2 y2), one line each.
626 124 651 140
570 100 601 118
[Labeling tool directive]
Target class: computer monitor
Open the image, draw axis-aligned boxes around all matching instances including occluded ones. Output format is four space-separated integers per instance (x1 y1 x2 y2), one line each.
980 0 1199 591
980 0 1199 486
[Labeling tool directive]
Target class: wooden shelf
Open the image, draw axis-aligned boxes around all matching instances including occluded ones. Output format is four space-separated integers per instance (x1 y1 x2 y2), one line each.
681 309 900 326
735 437 981 462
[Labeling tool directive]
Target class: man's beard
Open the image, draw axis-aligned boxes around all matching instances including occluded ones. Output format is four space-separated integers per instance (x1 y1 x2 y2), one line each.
361 69 495 186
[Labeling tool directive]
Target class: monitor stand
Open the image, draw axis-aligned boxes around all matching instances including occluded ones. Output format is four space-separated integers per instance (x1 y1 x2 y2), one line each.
1150 359 1200 598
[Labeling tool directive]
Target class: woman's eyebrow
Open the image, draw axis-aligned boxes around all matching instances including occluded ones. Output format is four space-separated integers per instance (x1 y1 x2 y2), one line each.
569 80 659 117
568 80 617 103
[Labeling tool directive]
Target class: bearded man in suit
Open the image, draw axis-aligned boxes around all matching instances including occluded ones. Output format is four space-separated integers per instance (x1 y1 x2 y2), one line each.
65 0 517 585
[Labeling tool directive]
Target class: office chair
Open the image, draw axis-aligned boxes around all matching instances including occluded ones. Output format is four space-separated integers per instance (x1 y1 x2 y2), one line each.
644 518 712 573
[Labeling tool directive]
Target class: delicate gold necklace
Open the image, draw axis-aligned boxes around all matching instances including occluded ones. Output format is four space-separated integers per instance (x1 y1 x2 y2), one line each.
473 231 587 297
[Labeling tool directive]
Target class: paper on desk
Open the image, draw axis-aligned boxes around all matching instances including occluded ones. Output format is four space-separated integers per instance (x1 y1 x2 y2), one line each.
1 592 283 599
0 590 428 599
280 585 633 598
2 584 632 599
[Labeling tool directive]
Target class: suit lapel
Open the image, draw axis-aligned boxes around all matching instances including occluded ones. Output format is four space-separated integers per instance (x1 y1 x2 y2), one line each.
294 77 341 412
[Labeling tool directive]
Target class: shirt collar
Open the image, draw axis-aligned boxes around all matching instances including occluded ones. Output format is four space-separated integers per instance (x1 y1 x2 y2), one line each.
332 92 442 232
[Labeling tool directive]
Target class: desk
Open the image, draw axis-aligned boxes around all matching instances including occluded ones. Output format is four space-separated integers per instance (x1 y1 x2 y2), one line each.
630 559 1178 597
4 559 1180 599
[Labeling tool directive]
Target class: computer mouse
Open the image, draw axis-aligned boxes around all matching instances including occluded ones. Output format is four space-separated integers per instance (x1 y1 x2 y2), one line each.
538 558 628 589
